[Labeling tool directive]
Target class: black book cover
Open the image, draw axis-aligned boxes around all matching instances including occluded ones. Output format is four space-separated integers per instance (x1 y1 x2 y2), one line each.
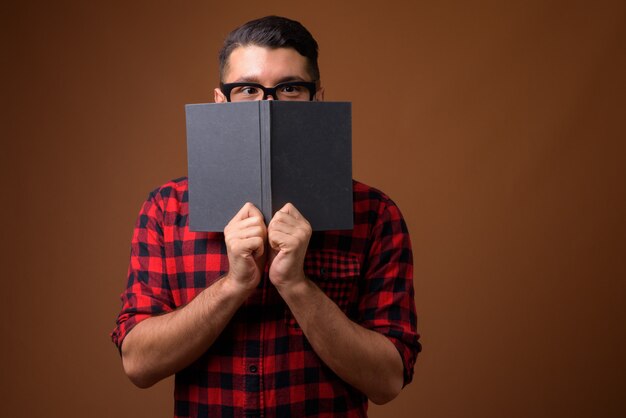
185 101 353 232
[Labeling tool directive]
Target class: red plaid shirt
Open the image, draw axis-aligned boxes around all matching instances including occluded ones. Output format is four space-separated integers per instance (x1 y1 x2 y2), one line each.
112 178 420 418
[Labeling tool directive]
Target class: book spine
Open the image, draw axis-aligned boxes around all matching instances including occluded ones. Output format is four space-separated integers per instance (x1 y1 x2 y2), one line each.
259 101 272 223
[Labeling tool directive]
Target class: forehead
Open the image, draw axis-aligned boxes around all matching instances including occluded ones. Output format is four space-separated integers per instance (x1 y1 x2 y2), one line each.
223 45 311 84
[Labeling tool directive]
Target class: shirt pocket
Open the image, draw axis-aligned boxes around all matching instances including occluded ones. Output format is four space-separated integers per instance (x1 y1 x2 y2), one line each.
284 249 360 329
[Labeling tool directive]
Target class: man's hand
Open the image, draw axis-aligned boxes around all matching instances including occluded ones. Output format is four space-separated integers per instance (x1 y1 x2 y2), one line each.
267 203 312 290
224 202 267 291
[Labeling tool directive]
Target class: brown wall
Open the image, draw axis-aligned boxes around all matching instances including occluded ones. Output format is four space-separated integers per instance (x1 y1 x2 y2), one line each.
3 0 625 417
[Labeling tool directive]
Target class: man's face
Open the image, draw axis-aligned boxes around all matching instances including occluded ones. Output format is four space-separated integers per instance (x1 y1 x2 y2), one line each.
214 45 324 103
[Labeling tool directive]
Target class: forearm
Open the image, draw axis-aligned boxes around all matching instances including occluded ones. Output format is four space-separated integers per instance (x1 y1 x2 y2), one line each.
277 278 405 404
121 275 251 388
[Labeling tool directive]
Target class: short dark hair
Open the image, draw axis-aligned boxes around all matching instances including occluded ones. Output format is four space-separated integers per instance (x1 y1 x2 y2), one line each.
218 16 320 82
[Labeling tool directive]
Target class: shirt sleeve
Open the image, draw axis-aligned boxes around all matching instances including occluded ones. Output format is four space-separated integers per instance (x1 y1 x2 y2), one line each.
357 197 421 386
111 189 175 351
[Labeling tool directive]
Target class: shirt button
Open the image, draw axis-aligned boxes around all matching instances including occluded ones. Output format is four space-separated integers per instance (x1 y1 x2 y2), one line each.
249 365 258 373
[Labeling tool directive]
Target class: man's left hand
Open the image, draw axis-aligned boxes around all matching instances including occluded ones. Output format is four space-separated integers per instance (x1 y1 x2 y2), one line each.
267 203 312 290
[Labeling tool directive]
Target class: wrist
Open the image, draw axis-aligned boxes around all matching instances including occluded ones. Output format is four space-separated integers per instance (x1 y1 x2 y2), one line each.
274 273 313 302
221 273 258 297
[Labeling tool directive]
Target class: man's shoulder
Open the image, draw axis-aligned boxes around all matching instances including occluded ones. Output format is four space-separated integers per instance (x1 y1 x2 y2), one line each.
140 177 190 220
352 179 397 208
145 176 189 201
351 179 408 230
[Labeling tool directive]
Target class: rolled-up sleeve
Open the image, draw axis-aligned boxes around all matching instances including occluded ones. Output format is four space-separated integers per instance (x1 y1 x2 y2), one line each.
358 198 421 386
111 190 175 350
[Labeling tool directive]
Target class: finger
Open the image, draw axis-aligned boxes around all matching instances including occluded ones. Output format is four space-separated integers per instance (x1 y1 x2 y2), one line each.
268 229 296 251
233 202 264 221
246 236 265 257
268 211 297 230
277 203 303 219
225 214 266 236
269 212 311 236
269 219 311 245
234 215 266 230
227 225 266 241
230 236 265 257
268 227 310 251
269 207 307 228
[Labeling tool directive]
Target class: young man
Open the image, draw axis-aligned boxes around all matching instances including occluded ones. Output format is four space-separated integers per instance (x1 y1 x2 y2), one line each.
112 16 420 418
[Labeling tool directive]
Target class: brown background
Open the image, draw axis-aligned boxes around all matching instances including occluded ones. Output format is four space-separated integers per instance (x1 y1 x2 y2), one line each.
3 0 625 417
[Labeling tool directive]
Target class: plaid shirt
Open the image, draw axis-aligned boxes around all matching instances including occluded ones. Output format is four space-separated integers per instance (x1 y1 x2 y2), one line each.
112 178 420 418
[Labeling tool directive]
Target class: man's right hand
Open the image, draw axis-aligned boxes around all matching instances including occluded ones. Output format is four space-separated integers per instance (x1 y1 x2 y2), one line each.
223 202 267 291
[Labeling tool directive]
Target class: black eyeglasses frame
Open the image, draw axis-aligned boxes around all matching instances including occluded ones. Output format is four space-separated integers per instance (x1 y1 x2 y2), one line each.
220 81 318 102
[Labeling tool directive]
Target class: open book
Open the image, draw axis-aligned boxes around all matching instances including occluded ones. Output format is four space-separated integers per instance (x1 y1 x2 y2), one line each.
185 101 353 232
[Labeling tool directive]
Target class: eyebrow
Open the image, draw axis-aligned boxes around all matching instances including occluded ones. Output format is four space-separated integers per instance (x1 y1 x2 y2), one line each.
229 75 310 85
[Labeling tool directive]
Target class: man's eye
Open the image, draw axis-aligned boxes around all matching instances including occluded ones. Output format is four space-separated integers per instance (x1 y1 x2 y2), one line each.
280 85 301 94
241 86 259 95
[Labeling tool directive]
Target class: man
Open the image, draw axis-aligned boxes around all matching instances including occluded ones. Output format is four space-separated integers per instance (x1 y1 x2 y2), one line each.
112 15 420 418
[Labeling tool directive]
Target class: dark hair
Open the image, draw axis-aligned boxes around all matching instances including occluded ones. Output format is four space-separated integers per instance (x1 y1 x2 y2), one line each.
218 16 320 82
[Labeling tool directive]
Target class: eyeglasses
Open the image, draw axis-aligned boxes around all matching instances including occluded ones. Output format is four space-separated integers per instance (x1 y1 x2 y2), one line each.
220 81 317 102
